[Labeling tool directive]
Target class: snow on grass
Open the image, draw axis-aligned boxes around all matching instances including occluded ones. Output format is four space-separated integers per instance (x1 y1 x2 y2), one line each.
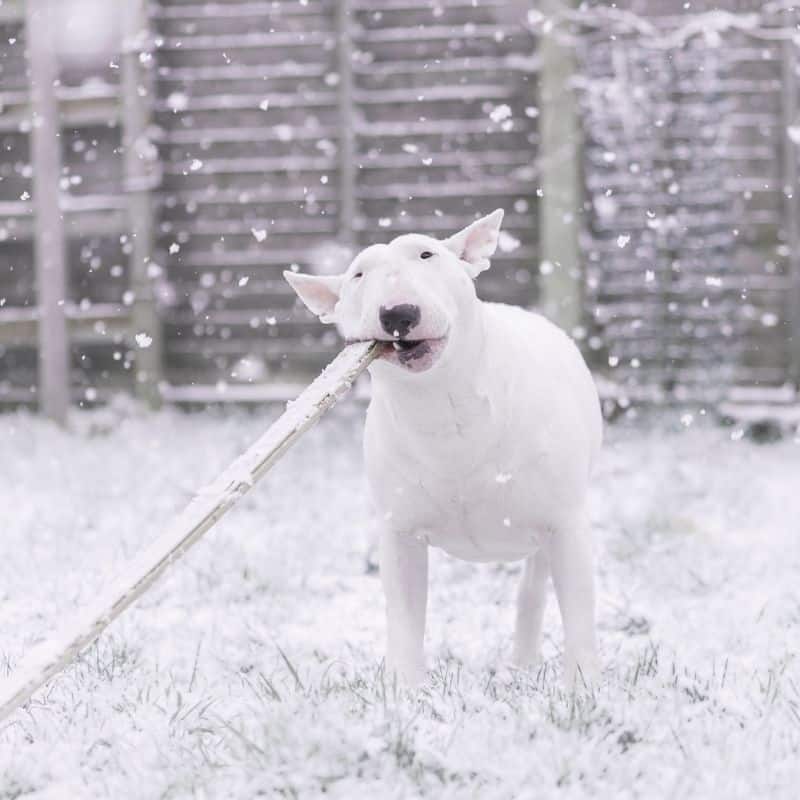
1 405 799 798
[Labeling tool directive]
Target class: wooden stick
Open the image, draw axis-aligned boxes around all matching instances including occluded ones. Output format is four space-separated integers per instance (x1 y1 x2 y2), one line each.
0 341 378 724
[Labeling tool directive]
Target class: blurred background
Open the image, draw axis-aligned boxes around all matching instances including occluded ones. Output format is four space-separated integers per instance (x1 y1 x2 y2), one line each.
0 0 798 423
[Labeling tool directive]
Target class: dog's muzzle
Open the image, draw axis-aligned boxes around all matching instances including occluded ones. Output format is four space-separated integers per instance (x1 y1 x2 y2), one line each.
379 304 421 339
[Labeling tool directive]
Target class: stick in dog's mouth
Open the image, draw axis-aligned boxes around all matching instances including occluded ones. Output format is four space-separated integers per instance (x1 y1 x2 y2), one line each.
346 336 448 370
391 339 424 352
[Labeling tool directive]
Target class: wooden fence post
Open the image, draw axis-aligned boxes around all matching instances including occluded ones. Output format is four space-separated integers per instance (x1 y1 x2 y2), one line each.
26 0 70 423
122 0 163 408
336 0 357 248
782 11 800 389
537 0 583 336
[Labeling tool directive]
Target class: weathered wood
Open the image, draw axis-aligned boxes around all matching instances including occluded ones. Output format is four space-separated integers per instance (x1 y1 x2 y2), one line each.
25 0 70 424
336 0 356 247
0 86 122 133
781 11 800 387
537 0 583 335
0 0 23 22
122 0 163 408
0 305 131 347
0 340 378 725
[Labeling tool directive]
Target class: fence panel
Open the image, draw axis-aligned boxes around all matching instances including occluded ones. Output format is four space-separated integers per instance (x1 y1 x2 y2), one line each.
575 7 798 402
1 1 797 407
152 0 540 394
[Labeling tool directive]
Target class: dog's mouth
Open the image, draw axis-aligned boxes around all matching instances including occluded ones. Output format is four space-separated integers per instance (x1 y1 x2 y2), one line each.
376 335 448 372
348 335 448 372
387 339 429 356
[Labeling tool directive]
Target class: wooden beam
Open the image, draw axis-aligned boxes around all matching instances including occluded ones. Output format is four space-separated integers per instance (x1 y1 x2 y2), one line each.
782 11 800 388
537 0 583 336
0 206 128 240
25 0 70 424
336 0 357 248
0 87 122 133
122 0 164 408
0 306 132 347
0 0 23 22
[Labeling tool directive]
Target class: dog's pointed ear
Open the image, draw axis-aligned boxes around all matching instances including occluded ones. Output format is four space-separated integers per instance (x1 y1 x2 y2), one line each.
443 209 504 278
283 270 342 323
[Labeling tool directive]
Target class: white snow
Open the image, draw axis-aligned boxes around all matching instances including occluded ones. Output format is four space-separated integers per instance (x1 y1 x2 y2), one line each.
1 408 799 797
165 91 189 113
489 104 512 124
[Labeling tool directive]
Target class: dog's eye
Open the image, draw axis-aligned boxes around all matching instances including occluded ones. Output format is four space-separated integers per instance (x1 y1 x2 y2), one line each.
420 251 434 260
352 271 363 280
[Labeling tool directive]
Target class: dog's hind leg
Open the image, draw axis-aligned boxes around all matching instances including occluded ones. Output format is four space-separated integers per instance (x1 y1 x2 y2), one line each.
379 528 428 687
512 549 549 668
549 509 600 687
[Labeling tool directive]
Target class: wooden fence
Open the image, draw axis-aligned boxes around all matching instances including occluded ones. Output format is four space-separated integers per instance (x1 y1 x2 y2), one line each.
152 0 540 397
0 0 798 418
0 0 544 416
575 4 800 405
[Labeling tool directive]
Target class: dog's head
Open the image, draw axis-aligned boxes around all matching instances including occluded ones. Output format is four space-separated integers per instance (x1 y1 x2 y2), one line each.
283 210 504 375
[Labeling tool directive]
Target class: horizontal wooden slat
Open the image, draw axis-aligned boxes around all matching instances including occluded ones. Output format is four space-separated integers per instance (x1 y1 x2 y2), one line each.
0 304 131 346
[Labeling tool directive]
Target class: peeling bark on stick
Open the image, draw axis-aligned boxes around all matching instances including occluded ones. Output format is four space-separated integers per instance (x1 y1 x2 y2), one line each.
0 341 378 724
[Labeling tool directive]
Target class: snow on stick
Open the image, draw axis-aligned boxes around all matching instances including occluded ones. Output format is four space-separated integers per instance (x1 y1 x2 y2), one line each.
0 340 379 724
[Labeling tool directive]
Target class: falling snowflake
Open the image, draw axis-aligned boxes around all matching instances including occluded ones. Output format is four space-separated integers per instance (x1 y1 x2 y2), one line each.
135 333 153 349
166 92 188 112
251 228 268 242
489 104 512 123
498 231 520 253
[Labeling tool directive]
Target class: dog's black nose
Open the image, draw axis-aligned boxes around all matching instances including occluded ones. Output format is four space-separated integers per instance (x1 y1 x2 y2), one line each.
379 304 421 338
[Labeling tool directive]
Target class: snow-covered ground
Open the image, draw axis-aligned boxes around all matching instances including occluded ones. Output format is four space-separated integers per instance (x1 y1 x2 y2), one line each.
1 403 799 799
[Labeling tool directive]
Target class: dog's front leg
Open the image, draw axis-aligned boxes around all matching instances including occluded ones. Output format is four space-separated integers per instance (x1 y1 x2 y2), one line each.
549 509 600 687
379 528 428 687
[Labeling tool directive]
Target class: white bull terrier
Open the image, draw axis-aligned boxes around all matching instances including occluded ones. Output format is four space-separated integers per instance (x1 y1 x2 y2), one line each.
284 209 603 686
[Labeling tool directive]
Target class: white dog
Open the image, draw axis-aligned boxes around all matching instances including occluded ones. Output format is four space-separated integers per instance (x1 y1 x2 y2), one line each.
284 210 602 686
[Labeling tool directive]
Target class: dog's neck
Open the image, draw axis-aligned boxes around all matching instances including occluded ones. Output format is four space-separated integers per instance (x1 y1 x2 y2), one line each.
369 302 497 437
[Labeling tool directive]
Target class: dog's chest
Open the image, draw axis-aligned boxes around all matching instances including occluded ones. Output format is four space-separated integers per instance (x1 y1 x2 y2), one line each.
369 424 554 561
